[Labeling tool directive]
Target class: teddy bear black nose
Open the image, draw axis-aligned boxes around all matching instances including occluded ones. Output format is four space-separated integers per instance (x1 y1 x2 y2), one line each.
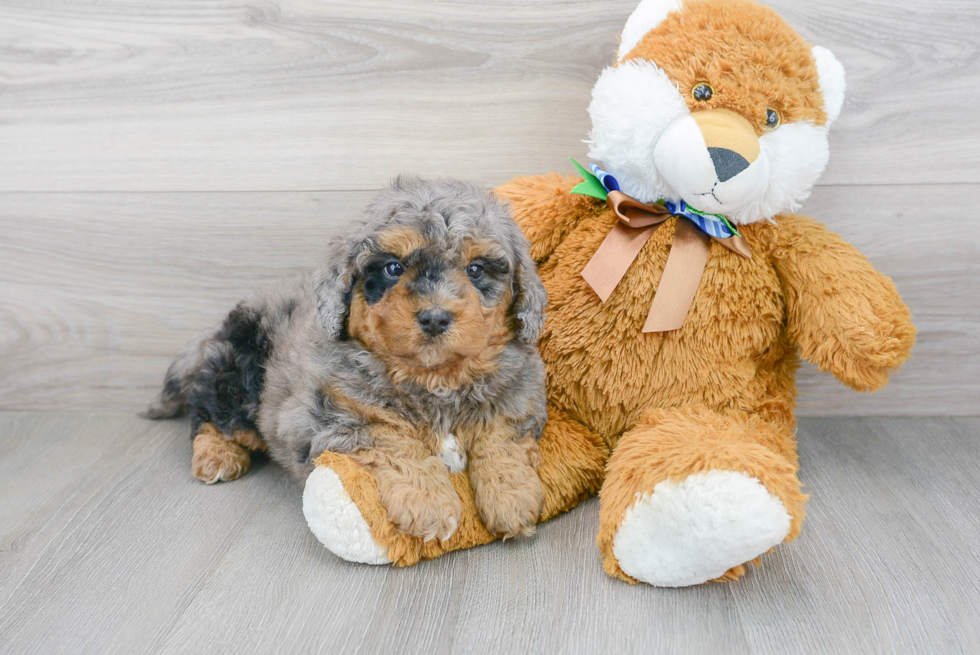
417 308 454 337
708 147 750 182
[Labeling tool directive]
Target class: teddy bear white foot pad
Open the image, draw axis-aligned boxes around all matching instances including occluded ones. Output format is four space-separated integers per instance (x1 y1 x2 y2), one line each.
303 466 391 565
612 470 791 587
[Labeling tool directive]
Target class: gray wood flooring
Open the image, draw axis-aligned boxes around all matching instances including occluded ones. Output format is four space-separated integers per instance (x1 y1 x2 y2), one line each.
2 1 978 651
1 413 978 654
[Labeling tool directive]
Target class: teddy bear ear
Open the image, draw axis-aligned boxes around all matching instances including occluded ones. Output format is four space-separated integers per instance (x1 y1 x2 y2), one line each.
617 0 683 62
812 46 847 126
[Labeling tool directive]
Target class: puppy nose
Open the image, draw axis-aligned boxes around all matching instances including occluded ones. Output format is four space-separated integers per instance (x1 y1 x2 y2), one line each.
708 147 750 182
416 308 454 337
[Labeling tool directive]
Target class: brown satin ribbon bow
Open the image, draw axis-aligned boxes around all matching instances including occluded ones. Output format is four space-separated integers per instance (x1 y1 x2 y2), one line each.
581 191 752 333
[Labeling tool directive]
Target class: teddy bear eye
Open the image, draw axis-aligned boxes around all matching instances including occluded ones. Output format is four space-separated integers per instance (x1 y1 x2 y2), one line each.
383 261 404 278
765 108 781 130
692 83 713 102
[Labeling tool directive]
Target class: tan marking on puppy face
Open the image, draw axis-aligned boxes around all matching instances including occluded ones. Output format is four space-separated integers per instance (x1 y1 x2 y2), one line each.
622 0 827 131
463 238 508 265
349 282 421 361
376 226 429 258
348 263 513 391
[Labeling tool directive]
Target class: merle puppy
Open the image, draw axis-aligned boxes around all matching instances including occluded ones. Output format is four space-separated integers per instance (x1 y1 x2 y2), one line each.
146 177 549 541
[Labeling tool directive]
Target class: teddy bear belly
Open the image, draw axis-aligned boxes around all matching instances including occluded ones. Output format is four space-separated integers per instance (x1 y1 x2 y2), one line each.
539 251 795 443
543 336 798 443
539 205 797 440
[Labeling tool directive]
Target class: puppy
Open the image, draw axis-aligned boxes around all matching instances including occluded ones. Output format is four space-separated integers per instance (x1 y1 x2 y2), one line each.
146 177 549 541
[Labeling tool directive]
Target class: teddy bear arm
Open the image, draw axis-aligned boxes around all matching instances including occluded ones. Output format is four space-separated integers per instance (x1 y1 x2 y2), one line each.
771 215 916 392
494 172 603 263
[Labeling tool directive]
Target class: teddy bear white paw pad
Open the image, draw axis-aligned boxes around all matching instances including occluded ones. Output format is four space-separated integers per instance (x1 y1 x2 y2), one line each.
612 470 791 587
303 466 391 565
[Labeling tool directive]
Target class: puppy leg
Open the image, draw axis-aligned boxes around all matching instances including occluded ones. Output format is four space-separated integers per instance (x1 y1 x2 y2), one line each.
351 437 462 542
191 423 264 484
465 426 545 539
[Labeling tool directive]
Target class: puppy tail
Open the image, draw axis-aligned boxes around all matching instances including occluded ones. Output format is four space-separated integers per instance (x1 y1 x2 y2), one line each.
141 329 214 420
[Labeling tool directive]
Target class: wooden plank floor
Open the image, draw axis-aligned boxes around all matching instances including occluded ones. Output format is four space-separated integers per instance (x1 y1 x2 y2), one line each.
2 2 977 652
1 413 978 654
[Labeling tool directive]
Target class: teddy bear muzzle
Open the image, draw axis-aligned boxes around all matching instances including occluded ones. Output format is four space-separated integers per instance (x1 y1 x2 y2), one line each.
653 108 770 217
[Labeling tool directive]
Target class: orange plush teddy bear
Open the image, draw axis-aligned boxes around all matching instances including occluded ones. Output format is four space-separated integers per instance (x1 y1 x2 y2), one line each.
304 0 915 586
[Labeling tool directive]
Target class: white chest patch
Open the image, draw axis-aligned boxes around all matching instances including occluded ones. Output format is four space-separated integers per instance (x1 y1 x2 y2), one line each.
438 433 467 474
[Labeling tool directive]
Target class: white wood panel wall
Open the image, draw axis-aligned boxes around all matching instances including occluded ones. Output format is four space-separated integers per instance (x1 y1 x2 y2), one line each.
1 0 977 415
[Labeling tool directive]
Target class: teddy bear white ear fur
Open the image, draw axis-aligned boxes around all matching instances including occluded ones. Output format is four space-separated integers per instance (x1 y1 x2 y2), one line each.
812 45 846 125
617 0 683 62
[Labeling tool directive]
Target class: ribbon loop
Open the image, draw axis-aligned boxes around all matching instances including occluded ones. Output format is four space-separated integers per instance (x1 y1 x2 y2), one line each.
580 185 752 333
606 191 672 228
582 222 659 303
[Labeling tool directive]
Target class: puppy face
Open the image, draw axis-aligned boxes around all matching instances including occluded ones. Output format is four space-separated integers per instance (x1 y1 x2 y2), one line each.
348 228 513 374
314 178 547 390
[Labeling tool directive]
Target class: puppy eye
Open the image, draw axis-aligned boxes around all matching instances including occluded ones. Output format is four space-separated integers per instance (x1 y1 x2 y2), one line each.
465 262 484 280
692 83 713 102
383 261 404 278
764 108 781 130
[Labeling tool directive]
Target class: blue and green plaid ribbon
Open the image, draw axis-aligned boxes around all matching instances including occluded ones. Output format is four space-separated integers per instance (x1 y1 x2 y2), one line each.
660 199 741 239
573 159 741 238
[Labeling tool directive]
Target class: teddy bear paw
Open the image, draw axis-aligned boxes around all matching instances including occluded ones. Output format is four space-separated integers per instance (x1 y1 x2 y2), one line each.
303 466 391 565
612 470 791 587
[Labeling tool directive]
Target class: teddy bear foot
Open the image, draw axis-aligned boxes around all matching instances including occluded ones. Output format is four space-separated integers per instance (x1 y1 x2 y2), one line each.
611 470 791 587
303 466 391 565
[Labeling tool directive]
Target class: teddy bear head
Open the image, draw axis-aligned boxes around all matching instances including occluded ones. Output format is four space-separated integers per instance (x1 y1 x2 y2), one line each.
586 0 846 225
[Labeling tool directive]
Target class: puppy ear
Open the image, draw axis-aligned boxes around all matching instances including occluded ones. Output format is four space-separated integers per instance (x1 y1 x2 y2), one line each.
313 234 358 340
509 236 548 344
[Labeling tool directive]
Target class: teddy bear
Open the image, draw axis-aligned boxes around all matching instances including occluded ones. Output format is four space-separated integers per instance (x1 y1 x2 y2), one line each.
302 0 915 586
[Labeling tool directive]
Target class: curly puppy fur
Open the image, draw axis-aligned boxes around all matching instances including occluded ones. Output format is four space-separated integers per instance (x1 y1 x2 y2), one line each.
146 177 549 541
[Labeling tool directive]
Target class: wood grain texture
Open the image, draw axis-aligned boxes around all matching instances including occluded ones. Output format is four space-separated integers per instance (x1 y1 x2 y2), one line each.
0 0 976 412
1 184 975 415
0 413 978 654
0 0 977 192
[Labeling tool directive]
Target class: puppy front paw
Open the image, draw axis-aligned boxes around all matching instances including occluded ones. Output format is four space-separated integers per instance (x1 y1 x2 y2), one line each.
386 490 462 542
476 473 545 539
468 436 545 538
373 460 462 542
